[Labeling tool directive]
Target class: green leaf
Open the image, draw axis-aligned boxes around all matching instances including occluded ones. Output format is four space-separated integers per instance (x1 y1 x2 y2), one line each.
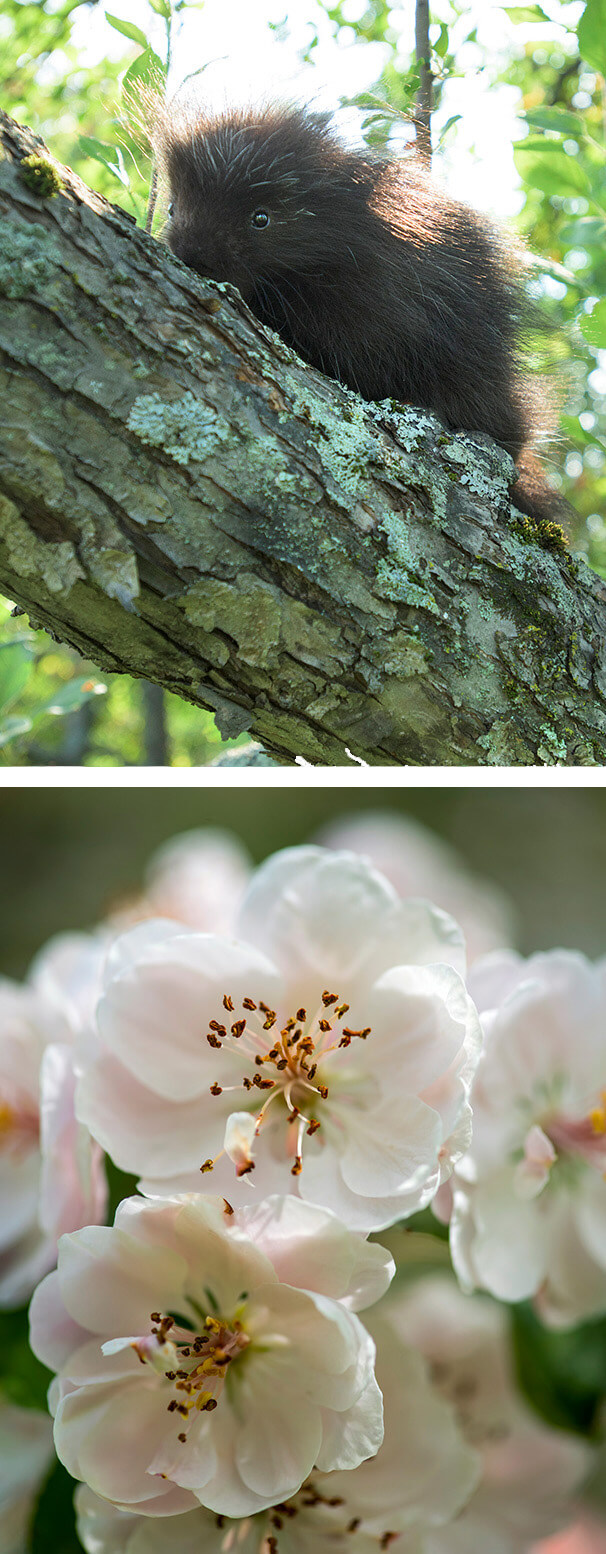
523 107 584 136
560 216 606 245
0 1309 52 1411
0 639 34 714
31 1458 82 1554
0 713 33 747
105 11 149 46
504 4 552 20
77 135 130 186
514 137 592 197
122 45 166 90
433 23 449 57
148 0 172 11
579 297 606 348
578 0 606 75
38 676 106 718
512 1302 606 1434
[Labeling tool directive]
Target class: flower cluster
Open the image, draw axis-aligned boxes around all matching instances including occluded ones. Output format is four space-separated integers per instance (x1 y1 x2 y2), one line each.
1 817 604 1554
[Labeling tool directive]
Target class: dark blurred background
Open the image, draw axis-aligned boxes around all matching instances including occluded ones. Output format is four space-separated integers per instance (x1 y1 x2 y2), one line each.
2 786 606 977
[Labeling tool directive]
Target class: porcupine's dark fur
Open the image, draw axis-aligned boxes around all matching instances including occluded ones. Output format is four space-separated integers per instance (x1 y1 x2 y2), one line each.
154 101 573 528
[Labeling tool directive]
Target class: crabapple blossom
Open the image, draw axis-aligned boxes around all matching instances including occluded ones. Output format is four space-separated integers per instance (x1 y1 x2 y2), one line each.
109 830 252 936
76 847 481 1230
450 951 606 1325
317 813 515 965
0 977 106 1308
532 1521 606 1554
72 1271 478 1554
390 1275 589 1554
0 1401 54 1554
29 1193 393 1518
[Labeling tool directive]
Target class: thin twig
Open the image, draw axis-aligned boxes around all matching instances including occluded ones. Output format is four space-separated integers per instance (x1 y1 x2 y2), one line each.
415 0 433 165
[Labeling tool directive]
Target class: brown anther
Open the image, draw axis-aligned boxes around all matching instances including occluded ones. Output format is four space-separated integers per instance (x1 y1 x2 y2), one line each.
339 1035 352 1048
347 1518 361 1532
319 1019 331 1032
243 998 257 1010
308 1063 317 1079
276 1059 288 1071
165 1371 176 1380
296 1008 307 1021
243 1077 253 1090
322 991 338 1006
327 1497 344 1507
336 1003 350 1017
150 1312 161 1322
287 1107 300 1123
200 1159 214 1173
306 1119 321 1135
205 1398 218 1411
263 1014 277 1029
291 1156 302 1176
210 1083 223 1095
231 1020 246 1038
209 1021 227 1035
254 1055 264 1066
237 1160 255 1177
167 1400 178 1412
178 1432 187 1443
343 1027 371 1040
223 1199 234 1216
268 1047 280 1060
223 996 234 1012
380 1535 398 1550
271 1515 283 1529
206 1033 222 1049
317 1084 329 1099
178 1405 189 1417
267 1539 278 1553
253 1076 275 1089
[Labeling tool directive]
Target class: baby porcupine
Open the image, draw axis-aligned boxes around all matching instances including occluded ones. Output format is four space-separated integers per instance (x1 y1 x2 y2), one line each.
155 102 571 526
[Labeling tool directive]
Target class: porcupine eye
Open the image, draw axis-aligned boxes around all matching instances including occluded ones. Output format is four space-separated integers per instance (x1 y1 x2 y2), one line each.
167 202 174 218
251 209 270 228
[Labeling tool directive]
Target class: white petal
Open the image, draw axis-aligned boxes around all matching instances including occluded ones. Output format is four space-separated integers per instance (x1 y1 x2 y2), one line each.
234 1195 394 1309
56 1221 187 1335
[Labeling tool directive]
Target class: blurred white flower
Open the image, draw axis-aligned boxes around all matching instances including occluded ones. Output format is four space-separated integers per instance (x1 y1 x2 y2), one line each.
0 977 106 1308
0 1401 54 1554
76 847 480 1231
30 1193 392 1518
317 813 515 965
532 1519 606 1554
450 952 606 1326
390 1275 590 1554
73 1266 478 1554
109 829 252 936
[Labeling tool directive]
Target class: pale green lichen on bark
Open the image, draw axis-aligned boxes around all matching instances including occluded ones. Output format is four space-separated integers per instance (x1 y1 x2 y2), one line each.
0 497 84 594
0 219 62 298
126 392 230 465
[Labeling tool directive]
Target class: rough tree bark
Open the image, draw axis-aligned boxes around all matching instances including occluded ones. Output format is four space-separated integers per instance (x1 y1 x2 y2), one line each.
1 111 606 767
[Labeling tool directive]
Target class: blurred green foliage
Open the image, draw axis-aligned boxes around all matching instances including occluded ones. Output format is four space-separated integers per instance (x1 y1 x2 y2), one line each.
1 0 604 759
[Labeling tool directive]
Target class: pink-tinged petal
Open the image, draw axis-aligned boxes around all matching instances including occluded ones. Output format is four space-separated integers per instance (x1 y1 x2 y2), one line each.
0 1153 40 1251
56 1223 187 1334
191 1405 278 1518
234 1195 394 1309
299 1135 439 1233
314 1371 384 1473
75 1488 236 1554
237 846 399 987
38 1044 107 1241
114 1194 278 1312
235 1354 323 1498
577 1174 606 1272
53 1377 181 1506
452 1172 549 1303
144 829 252 935
0 1227 56 1311
147 1407 217 1493
76 1049 227 1177
97 931 282 1103
366 964 479 1096
29 1269 90 1372
339 1095 441 1200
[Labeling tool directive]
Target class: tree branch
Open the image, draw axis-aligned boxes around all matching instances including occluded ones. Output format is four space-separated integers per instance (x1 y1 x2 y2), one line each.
1 111 606 767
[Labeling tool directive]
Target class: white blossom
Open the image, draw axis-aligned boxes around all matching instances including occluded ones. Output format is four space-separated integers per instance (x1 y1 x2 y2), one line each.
450 951 606 1326
76 847 480 1231
0 1401 54 1554
30 1193 393 1518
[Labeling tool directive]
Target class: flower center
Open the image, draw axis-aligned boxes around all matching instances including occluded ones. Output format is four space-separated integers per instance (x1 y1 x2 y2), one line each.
0 1088 39 1159
134 1308 250 1444
212 1477 399 1552
515 1087 606 1197
201 988 371 1179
